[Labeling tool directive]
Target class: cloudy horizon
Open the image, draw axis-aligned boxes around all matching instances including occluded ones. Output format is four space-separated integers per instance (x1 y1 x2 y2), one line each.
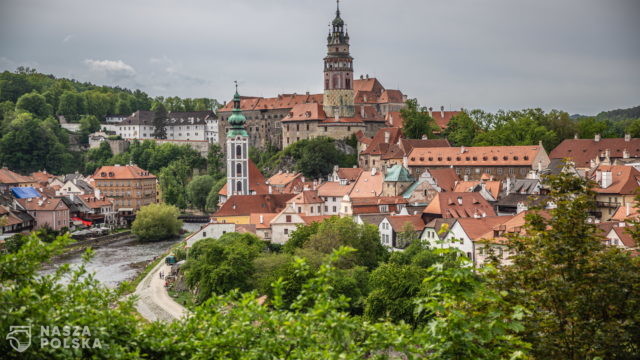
1 0 638 115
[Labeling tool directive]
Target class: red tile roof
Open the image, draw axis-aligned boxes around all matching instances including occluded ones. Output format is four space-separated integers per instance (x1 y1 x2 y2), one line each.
430 110 461 130
0 168 33 184
378 89 404 104
287 190 324 204
549 137 640 168
17 197 68 212
317 181 355 197
423 192 497 218
300 215 332 224
428 168 460 192
218 93 324 112
350 170 384 197
93 165 156 180
386 214 425 232
610 226 637 248
385 112 404 128
266 172 303 186
360 128 402 155
408 145 544 167
589 165 640 195
456 216 515 241
611 204 639 221
249 213 279 229
336 168 363 182
214 194 295 217
454 180 502 199
351 196 409 206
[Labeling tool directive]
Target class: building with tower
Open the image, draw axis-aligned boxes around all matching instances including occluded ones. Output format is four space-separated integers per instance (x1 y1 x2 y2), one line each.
216 1 406 151
226 85 250 197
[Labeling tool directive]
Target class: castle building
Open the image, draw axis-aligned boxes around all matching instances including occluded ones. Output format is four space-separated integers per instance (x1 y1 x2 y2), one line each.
226 86 250 196
216 1 405 150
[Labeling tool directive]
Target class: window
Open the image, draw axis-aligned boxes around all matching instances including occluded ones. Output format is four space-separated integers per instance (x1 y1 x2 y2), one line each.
284 228 289 235
324 206 328 212
236 145 242 157
379 204 389 212
285 215 291 223
203 232 207 237
497 168 503 175
346 78 351 89
509 168 515 175
236 181 242 192
236 163 242 176
332 206 337 212
310 207 314 214
298 207 302 213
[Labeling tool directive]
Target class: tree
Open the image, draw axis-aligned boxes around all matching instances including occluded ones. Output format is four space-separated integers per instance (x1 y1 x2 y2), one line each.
206 144 225 179
79 115 101 144
186 175 215 212
303 216 387 269
296 137 344 179
15 91 52 118
442 111 480 146
158 161 190 209
57 90 86 122
492 172 640 359
84 141 113 174
151 102 168 139
625 118 640 138
577 116 608 139
183 233 264 303
205 177 226 212
400 99 438 139
131 203 182 242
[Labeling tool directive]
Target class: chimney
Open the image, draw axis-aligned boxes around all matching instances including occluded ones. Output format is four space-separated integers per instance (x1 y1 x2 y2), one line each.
268 185 272 194
360 74 364 80
623 148 630 159
366 74 369 79
538 161 543 172
601 171 612 189
595 134 601 142
259 215 264 224
428 107 433 117
626 203 631 216
457 196 463 205
440 106 445 118
625 133 631 142
371 167 377 176
421 134 428 140
384 131 390 144
460 145 465 154
361 106 365 118
402 156 408 168
574 133 578 140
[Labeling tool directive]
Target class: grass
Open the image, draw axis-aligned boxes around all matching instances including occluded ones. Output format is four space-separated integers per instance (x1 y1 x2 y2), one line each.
168 289 196 310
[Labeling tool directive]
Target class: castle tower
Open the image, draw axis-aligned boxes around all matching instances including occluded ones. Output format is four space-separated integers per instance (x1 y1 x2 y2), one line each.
226 83 250 196
323 0 355 118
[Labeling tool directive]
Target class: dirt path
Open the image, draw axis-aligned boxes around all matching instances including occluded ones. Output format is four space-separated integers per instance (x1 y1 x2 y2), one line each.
134 260 189 322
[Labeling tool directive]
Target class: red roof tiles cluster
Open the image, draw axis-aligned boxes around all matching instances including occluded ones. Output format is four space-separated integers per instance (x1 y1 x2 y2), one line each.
93 165 156 180
549 137 640 168
214 194 295 217
408 145 543 167
423 192 496 218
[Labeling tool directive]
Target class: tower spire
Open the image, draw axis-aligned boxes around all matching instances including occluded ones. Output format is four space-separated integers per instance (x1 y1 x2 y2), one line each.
336 0 340 16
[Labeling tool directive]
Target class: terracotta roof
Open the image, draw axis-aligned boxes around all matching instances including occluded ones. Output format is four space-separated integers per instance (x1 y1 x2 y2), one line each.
300 215 331 224
213 194 295 217
611 204 639 221
266 172 303 186
386 214 425 232
378 89 404 104
351 196 409 206
80 195 113 209
30 171 55 184
428 168 460 192
589 165 640 195
353 78 383 93
93 165 156 180
281 104 383 124
287 190 324 204
423 192 497 218
317 181 355 197
429 110 461 130
17 197 68 212
249 213 279 229
0 168 33 184
281 103 326 122
360 128 402 155
455 216 515 241
385 112 404 128
357 213 387 226
454 180 502 199
219 159 268 196
350 170 384 197
336 168 363 182
549 137 640 168
218 93 324 112
408 145 543 166
610 226 637 248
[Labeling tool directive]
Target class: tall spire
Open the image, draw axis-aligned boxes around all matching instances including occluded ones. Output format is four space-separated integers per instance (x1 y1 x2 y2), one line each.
336 0 340 17
228 82 247 137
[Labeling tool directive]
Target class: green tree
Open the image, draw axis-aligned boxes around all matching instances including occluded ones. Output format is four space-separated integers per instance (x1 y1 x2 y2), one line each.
131 203 182 242
303 216 387 269
158 161 190 209
151 102 168 139
186 175 215 212
442 111 480 146
78 114 101 144
84 141 113 174
183 233 264 303
15 91 52 118
57 90 86 122
576 116 608 139
625 118 640 138
206 143 225 179
296 137 344 179
400 99 438 139
492 172 640 359
205 177 226 212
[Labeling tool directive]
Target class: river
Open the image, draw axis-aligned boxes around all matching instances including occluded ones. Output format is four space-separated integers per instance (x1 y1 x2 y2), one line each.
40 222 207 288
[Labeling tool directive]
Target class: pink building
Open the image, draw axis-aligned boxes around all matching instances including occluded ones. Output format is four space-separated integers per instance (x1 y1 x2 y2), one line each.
16 197 70 231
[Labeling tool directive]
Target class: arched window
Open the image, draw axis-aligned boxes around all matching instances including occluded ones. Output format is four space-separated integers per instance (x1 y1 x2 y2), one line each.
345 78 351 89
236 163 242 176
236 145 242 157
325 79 329 89
333 74 340 89
236 181 242 193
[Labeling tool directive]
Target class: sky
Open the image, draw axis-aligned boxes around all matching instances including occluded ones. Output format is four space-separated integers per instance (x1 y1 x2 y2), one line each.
0 0 638 115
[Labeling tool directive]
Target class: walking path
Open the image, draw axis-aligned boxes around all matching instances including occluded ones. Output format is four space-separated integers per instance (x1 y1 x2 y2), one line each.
134 259 189 322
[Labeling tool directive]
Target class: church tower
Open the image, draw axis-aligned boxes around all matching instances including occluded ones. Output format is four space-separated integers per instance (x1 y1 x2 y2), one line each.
226 84 250 196
323 0 355 118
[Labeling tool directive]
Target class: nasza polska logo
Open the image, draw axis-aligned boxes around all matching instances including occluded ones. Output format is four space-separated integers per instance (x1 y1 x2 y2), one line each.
6 325 102 352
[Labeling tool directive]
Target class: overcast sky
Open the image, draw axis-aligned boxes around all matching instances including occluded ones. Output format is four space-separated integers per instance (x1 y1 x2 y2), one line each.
1 0 638 115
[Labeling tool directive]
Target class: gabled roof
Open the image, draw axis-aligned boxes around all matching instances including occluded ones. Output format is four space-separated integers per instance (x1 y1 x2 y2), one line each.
509 179 540 194
385 112 404 128
408 145 544 167
611 204 639 221
549 137 640 168
351 196 409 206
385 214 425 232
360 128 402 155
455 216 514 241
353 77 384 93
10 187 41 199
454 181 502 200
378 89 404 104
384 164 414 182
423 192 497 218
287 190 324 204
336 168 363 182
80 195 113 209
357 213 387 226
219 159 268 196
93 165 156 180
213 194 295 217
0 168 32 184
430 110 461 130
589 165 640 195
249 213 279 229
30 171 55 184
17 197 68 212
608 226 637 248
300 215 331 224
317 181 355 197
350 170 384 197
428 168 460 192
266 172 303 186
218 93 324 112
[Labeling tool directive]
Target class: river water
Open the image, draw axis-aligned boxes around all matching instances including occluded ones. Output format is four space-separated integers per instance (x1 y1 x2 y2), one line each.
40 222 207 288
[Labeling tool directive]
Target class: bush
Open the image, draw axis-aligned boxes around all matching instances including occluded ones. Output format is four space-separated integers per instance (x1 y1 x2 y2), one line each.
131 203 182 242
